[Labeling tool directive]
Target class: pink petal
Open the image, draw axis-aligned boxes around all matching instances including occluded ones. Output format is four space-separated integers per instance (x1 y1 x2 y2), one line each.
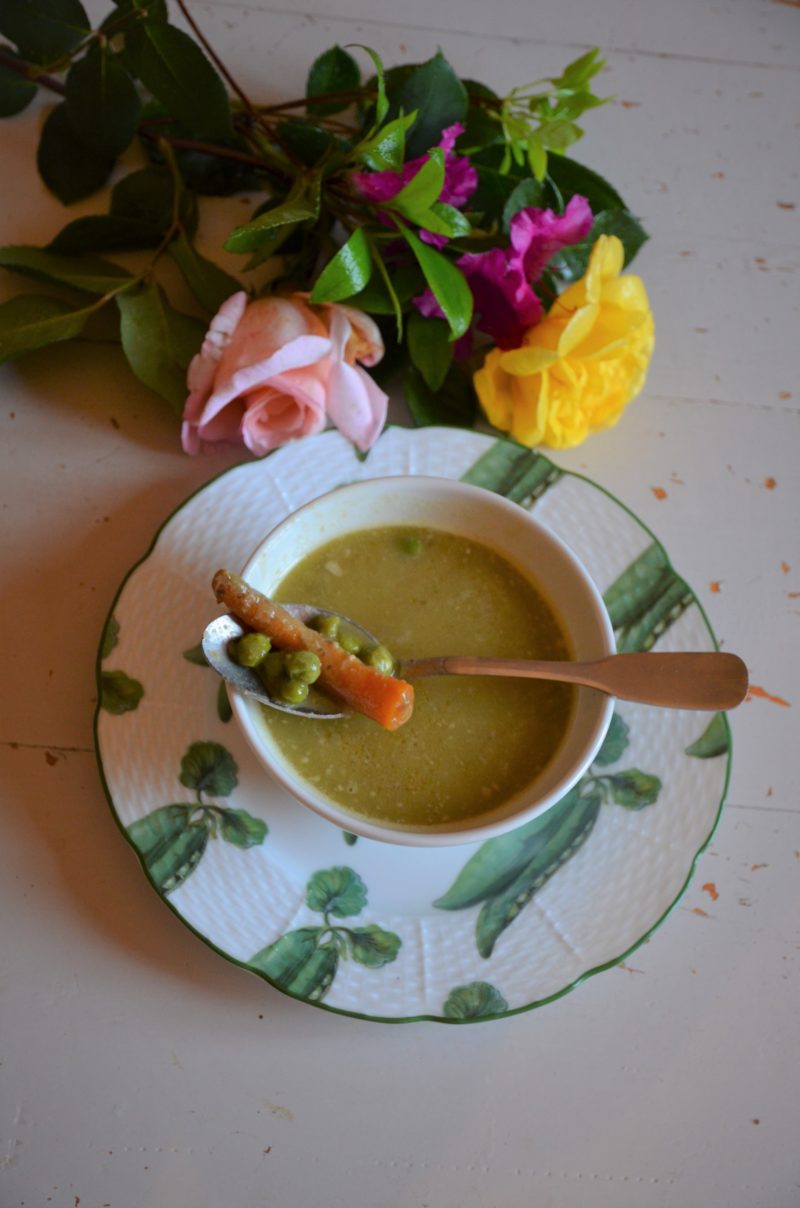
196 334 331 429
240 371 327 456
509 194 593 284
325 359 388 451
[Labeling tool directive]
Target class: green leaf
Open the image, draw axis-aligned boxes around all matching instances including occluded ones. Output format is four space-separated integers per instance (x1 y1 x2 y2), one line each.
526 135 548 181
249 929 338 1001
425 201 471 238
182 641 207 666
356 111 416 172
593 711 630 766
275 119 332 168
546 154 626 213
404 364 476 429
389 147 445 216
342 831 358 846
536 119 582 152
306 45 360 115
0 245 133 296
0 293 94 362
350 44 388 128
390 51 467 159
443 981 508 1019
216 680 232 723
116 282 204 414
100 669 144 713
224 177 321 253
310 227 372 304
685 712 730 759
399 226 472 340
49 215 165 254
0 0 90 65
606 769 661 809
178 741 238 797
305 866 367 918
168 231 242 314
501 177 546 231
346 924 402 968
111 165 196 237
218 808 268 848
347 260 421 316
460 80 502 150
37 103 115 203
407 308 453 392
101 615 119 658
551 209 649 281
64 43 142 157
122 21 232 141
0 58 37 116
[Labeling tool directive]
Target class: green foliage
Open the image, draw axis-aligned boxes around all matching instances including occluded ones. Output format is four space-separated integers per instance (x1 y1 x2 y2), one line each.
100 668 144 713
0 293 95 361
0 0 90 65
443 981 508 1019
0 58 37 116
310 227 372 304
388 51 467 159
306 45 360 115
101 615 120 659
65 42 142 157
218 808 268 848
593 712 630 766
117 282 204 414
0 244 133 295
37 103 116 202
122 21 232 141
306 866 367 917
0 28 646 449
178 740 238 797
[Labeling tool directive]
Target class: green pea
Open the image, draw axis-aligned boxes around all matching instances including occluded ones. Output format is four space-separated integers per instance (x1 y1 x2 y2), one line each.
232 631 271 667
364 644 395 676
284 650 322 684
397 533 424 556
259 651 287 684
311 613 340 640
279 679 310 706
338 628 363 656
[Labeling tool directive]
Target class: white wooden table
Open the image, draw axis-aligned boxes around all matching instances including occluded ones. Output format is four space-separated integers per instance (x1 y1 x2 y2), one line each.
2 2 798 1205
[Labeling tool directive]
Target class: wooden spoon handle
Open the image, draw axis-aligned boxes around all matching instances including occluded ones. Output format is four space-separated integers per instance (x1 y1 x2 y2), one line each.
401 652 749 711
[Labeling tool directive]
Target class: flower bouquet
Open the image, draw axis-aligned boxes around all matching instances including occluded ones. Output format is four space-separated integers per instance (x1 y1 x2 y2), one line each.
0 0 653 454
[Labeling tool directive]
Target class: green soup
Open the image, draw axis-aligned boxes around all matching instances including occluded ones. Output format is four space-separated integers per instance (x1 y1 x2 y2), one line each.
262 526 575 830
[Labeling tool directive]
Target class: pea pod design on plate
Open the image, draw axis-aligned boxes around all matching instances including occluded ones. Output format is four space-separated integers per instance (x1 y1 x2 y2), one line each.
126 741 268 893
248 867 402 1003
460 440 562 506
435 713 662 956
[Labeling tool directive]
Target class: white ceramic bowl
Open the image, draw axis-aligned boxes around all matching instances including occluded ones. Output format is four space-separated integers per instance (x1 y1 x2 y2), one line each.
230 476 615 847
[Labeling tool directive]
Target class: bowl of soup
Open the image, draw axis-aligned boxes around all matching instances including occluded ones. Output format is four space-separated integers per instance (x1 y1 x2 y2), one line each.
228 476 615 846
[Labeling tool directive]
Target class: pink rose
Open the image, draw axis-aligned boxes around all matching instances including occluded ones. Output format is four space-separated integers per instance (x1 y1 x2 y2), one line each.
181 292 388 455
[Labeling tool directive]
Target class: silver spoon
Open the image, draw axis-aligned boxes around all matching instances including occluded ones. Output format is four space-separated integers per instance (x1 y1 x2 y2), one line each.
202 611 749 717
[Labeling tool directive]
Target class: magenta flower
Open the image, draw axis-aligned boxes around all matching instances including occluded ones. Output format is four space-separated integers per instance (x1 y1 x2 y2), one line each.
352 122 477 246
415 194 594 350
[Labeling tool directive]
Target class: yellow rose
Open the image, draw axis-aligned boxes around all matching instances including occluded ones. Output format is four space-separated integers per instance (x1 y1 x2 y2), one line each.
473 235 655 448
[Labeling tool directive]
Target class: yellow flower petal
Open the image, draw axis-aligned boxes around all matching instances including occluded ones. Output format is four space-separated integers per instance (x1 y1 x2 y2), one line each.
472 233 654 450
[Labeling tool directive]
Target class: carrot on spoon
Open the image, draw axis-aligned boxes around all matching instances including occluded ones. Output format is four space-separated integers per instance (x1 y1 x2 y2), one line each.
212 569 415 731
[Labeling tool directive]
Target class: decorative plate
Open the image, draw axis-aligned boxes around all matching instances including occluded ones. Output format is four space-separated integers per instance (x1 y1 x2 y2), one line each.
94 428 731 1023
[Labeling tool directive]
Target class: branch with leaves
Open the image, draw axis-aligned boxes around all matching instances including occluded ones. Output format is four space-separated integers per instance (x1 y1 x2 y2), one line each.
0 0 652 452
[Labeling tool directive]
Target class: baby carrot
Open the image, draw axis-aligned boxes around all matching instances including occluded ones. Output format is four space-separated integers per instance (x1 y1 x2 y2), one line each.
212 569 415 731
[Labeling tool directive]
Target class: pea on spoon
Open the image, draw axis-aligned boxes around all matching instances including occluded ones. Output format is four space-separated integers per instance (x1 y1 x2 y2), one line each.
202 609 749 720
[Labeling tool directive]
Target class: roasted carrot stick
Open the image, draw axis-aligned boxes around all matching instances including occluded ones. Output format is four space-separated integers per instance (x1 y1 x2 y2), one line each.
212 569 415 731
